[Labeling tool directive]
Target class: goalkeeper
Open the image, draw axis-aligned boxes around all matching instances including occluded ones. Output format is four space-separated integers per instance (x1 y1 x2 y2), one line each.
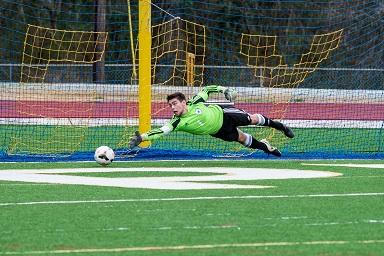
129 85 294 157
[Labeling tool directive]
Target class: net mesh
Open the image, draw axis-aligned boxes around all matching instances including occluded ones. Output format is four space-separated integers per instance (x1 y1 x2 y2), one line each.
240 29 344 88
239 29 344 141
9 24 107 155
0 0 383 160
151 17 206 87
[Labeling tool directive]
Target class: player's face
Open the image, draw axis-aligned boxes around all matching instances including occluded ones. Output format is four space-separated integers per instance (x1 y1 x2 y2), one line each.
168 98 187 116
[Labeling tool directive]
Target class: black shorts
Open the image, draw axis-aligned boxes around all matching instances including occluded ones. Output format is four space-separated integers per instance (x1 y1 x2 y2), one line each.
211 107 251 142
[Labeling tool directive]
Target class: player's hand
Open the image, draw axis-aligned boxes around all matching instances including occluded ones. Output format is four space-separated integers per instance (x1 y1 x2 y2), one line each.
128 131 142 149
224 88 237 102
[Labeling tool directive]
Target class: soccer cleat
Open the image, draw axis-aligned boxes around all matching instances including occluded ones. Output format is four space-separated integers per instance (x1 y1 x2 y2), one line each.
260 139 281 157
280 123 295 138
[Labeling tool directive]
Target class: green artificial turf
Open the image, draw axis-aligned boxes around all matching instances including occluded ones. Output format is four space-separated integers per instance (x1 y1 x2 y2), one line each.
0 160 383 255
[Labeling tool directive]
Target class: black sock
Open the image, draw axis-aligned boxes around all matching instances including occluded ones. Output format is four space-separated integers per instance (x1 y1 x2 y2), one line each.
262 115 284 131
249 137 268 151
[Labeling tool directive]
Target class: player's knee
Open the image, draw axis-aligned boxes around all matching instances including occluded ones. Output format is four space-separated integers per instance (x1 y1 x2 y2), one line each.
250 114 265 125
239 132 252 147
237 130 246 142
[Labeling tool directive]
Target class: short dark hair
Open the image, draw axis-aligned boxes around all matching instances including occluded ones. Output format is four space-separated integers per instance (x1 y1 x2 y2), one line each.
167 92 186 102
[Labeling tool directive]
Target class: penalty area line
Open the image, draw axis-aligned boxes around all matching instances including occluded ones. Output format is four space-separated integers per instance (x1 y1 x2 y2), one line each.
1 192 384 207
1 240 384 254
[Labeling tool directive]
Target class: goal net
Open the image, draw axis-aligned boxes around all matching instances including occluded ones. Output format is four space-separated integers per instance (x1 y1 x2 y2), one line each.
8 24 107 155
0 1 383 160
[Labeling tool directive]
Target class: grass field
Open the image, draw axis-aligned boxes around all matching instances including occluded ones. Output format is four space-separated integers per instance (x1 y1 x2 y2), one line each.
0 160 384 255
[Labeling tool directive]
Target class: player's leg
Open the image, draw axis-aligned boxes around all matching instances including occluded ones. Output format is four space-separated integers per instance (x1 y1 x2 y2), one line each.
238 129 281 157
212 108 281 157
250 114 294 138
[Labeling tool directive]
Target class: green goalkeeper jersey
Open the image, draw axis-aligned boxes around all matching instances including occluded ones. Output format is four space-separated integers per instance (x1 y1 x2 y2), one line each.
141 85 226 141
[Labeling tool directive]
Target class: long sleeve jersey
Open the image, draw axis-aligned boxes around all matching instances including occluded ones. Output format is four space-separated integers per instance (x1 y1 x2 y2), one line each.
141 85 227 141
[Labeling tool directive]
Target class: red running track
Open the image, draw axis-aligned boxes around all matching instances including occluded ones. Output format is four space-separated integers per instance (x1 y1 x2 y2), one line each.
1 100 383 120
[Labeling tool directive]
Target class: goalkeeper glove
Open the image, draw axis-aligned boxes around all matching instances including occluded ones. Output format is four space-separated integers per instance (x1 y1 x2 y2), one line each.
224 88 237 102
129 131 142 149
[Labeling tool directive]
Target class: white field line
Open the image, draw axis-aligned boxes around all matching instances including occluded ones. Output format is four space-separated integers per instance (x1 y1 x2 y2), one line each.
0 225 241 235
302 163 384 169
1 240 384 255
0 174 382 186
0 183 57 186
1 192 384 207
0 168 339 190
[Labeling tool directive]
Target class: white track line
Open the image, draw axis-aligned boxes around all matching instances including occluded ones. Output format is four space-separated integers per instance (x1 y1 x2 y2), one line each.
1 240 384 255
1 117 383 128
1 192 383 207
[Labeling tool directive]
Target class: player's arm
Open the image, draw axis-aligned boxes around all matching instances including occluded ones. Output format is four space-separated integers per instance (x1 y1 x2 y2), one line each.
188 85 237 104
128 118 181 148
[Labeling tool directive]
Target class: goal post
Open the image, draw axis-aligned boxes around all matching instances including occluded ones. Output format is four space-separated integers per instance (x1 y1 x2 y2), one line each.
138 0 151 148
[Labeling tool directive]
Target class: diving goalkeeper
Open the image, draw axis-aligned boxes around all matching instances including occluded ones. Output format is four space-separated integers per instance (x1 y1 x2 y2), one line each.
129 85 294 157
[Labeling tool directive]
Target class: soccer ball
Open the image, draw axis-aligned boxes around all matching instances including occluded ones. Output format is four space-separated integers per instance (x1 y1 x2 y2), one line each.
94 146 115 166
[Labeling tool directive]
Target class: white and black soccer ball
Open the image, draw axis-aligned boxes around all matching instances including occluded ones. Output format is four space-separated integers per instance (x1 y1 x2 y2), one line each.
94 146 115 166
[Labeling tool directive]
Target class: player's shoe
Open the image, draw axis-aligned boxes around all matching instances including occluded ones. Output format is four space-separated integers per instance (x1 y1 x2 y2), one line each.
280 123 295 138
260 139 281 157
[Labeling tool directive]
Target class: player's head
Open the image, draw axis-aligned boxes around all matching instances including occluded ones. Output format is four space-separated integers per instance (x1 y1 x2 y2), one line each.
167 92 187 116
